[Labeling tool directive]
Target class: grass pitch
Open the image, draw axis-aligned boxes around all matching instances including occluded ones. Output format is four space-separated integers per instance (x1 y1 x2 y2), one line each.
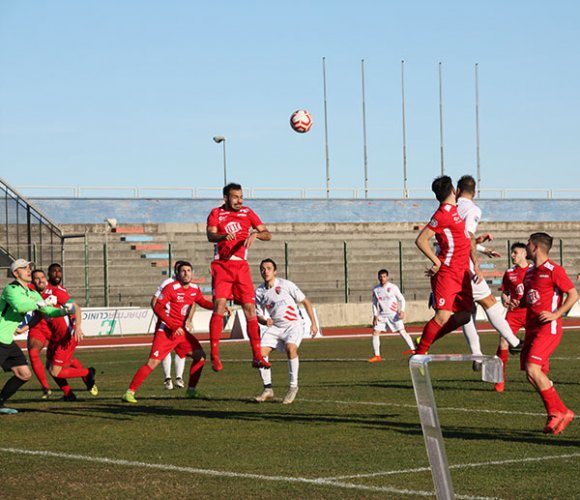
1 332 579 499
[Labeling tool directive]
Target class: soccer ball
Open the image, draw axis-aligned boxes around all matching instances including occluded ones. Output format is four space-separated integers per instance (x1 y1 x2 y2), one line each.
290 110 313 133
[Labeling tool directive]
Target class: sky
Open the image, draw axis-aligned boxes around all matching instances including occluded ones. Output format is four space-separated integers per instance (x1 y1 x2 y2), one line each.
1 1 579 198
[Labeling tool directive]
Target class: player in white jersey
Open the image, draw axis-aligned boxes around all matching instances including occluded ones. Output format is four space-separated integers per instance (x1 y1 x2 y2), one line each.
368 269 414 362
455 175 522 368
151 261 188 390
254 258 318 405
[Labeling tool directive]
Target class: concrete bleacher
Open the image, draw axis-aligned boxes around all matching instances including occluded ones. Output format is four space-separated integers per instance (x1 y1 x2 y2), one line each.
3 198 579 309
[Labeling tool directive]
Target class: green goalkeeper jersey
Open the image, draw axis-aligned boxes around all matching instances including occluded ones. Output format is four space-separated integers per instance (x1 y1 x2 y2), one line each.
0 281 67 345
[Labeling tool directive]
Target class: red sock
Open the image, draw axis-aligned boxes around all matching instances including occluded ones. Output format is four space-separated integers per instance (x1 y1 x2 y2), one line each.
29 348 50 390
416 319 441 354
496 347 509 382
540 386 568 415
57 366 89 379
53 377 72 396
71 359 87 382
209 313 223 359
128 365 154 392
188 358 206 389
246 317 262 359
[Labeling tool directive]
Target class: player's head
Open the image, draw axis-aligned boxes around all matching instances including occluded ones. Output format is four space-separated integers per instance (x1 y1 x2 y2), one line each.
31 269 48 292
378 269 389 285
527 232 553 259
259 258 277 282
431 175 455 202
223 182 244 211
48 263 62 285
456 175 476 198
173 260 186 275
176 261 193 285
510 242 528 265
10 259 33 282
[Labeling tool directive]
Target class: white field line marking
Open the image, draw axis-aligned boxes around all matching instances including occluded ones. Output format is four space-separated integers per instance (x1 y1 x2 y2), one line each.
321 452 580 481
0 447 492 499
299 398 554 418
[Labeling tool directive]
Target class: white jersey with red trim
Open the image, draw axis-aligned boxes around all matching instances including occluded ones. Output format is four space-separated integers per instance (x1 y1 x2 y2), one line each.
255 278 306 328
456 197 482 235
372 282 405 320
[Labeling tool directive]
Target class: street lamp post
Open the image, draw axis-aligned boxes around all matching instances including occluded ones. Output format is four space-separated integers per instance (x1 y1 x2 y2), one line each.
213 136 227 185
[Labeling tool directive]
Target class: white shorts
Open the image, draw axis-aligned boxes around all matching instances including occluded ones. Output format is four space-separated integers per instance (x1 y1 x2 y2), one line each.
261 322 304 353
471 275 492 302
374 313 404 333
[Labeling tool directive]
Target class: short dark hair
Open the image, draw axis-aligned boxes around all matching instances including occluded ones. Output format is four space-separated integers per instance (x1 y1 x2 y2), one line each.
510 242 527 252
223 183 242 197
48 263 62 272
173 260 186 273
529 232 553 251
431 175 454 202
378 269 389 278
176 261 192 273
31 269 45 279
457 175 476 195
260 258 277 271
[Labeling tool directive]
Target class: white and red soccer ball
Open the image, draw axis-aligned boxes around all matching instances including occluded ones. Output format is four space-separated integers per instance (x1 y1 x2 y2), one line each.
290 109 313 133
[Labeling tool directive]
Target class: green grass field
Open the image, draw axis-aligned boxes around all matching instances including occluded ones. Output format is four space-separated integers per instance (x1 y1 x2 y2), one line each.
1 332 579 499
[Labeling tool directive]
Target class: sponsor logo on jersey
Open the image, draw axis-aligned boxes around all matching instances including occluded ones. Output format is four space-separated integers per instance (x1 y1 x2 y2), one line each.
225 221 242 234
275 286 281 294
526 288 540 305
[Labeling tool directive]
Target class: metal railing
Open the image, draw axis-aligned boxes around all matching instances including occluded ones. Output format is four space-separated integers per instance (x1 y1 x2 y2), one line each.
16 185 580 200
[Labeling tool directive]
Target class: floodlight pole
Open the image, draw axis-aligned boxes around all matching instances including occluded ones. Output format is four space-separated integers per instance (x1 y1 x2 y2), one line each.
213 136 227 185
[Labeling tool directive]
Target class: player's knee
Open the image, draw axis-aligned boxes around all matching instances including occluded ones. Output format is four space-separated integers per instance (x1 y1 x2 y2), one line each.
48 365 61 377
147 358 161 369
16 366 32 381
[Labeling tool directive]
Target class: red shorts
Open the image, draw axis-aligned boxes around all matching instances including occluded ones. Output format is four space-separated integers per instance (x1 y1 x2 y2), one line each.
211 259 255 304
149 327 202 361
431 267 474 313
47 334 78 366
28 323 52 347
520 321 562 372
505 307 526 334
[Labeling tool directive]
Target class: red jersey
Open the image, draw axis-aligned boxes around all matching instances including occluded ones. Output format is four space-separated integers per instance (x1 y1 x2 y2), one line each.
502 264 531 309
523 259 575 331
155 281 212 332
28 283 73 340
207 205 263 260
426 203 471 270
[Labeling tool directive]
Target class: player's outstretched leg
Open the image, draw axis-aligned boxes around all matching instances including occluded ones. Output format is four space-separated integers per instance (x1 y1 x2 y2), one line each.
185 352 207 399
122 363 154 403
209 313 224 372
247 317 271 369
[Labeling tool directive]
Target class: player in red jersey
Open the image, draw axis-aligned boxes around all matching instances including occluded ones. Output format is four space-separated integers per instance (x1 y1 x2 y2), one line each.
122 261 213 402
516 232 577 435
414 175 480 354
29 264 97 401
495 242 530 392
206 182 272 372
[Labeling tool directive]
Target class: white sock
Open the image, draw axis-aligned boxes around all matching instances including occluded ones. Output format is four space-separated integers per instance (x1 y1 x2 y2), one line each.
398 329 415 350
462 315 483 356
161 353 172 379
288 356 299 387
372 335 381 356
486 302 520 347
259 356 272 386
174 354 186 379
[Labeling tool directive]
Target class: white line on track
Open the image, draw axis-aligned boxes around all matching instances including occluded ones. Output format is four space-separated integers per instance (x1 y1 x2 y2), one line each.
0 447 493 499
321 452 580 481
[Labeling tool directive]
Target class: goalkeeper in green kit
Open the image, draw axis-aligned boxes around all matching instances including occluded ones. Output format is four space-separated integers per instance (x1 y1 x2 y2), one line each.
0 259 72 414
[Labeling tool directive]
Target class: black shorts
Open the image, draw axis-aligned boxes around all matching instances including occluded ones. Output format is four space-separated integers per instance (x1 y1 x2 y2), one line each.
0 342 28 372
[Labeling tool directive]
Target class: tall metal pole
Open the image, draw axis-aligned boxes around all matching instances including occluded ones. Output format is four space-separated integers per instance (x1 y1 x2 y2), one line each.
475 63 481 197
322 57 331 199
438 62 445 175
361 59 369 198
222 140 227 186
401 60 409 198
